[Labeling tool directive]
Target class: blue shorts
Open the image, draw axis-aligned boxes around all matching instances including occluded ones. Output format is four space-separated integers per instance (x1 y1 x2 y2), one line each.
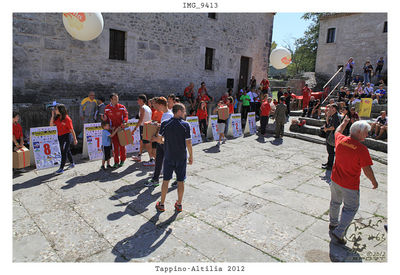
163 158 187 182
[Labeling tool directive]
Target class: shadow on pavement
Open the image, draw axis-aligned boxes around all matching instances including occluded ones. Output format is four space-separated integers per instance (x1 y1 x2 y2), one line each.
202 145 220 153
108 184 177 220
13 172 59 191
112 211 179 262
62 161 148 190
329 240 362 262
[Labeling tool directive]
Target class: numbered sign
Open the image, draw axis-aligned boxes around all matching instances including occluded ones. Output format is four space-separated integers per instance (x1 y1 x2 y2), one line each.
30 126 62 170
82 123 103 160
206 115 219 141
244 112 257 135
227 113 243 138
125 119 141 153
186 116 202 145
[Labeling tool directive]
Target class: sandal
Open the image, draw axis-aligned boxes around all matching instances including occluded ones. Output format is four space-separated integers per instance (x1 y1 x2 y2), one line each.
156 201 165 212
174 201 182 212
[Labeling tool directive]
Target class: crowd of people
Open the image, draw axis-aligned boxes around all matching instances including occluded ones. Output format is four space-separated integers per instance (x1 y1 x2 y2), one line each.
12 68 385 235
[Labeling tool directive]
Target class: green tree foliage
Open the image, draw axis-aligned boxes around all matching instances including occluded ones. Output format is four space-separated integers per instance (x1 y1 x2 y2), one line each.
286 13 334 76
271 41 277 51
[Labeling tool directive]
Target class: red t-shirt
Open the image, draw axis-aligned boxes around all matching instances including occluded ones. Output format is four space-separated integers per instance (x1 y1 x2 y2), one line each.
228 103 234 114
13 123 23 140
151 110 163 123
261 79 270 90
196 108 208 120
184 86 193 98
54 115 73 136
199 94 210 103
260 100 271 117
331 132 373 190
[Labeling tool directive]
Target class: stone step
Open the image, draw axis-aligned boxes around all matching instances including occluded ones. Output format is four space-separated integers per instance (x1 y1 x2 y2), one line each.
288 123 387 153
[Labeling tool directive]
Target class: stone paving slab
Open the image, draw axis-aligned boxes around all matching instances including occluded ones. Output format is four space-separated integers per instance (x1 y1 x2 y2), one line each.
12 133 387 263
30 207 111 262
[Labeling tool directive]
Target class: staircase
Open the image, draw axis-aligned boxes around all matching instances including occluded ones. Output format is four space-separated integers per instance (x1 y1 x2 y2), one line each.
284 68 387 155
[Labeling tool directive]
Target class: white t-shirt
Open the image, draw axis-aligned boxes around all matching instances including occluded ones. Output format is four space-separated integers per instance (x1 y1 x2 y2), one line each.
161 110 173 123
364 87 374 95
141 105 152 126
248 92 258 102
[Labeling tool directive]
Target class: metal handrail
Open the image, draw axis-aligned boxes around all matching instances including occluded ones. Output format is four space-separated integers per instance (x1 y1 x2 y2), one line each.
323 67 343 89
321 73 345 105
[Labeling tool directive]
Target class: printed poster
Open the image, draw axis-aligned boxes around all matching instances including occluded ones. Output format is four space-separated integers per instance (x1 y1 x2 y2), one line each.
206 115 219 141
125 119 141 153
83 123 103 160
186 116 202 145
359 98 373 118
244 112 257 135
30 126 61 170
227 113 243 138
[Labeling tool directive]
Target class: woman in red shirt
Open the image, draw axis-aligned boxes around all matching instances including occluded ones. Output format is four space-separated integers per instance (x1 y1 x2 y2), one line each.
196 101 208 137
50 104 77 174
13 111 24 150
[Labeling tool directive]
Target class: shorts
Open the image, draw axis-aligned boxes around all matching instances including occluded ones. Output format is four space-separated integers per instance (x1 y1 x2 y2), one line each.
140 126 150 144
103 145 112 161
163 158 187 182
152 142 157 149
217 123 226 134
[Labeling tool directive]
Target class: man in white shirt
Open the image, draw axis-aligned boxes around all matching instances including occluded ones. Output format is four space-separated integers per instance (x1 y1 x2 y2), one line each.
248 88 258 112
132 94 153 165
146 97 174 187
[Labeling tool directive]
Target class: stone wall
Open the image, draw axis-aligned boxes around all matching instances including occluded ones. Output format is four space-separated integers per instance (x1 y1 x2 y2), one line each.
315 13 387 77
13 13 274 105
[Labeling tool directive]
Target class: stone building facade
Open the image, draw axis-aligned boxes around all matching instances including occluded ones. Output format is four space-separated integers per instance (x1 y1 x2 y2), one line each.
315 13 387 78
13 13 274 104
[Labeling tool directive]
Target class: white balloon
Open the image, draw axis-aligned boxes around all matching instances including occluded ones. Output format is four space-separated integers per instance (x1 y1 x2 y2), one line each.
269 48 292 70
62 13 104 41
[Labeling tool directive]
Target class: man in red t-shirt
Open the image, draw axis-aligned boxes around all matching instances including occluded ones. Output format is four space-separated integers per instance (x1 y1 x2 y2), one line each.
104 93 129 167
329 117 378 245
302 84 311 109
260 78 270 93
259 97 271 135
184 82 195 108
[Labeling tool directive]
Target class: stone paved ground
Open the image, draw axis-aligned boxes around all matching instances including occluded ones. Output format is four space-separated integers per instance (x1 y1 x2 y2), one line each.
13 128 387 263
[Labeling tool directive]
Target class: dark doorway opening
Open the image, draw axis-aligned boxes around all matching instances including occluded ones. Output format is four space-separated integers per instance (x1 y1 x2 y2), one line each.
239 56 250 90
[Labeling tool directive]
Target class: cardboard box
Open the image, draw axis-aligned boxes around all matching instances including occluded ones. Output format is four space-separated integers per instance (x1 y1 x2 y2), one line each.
117 128 133 146
217 106 229 120
142 121 160 141
13 147 30 169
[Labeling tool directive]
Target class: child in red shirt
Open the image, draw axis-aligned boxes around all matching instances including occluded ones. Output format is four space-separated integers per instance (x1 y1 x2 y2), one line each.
259 97 271 135
196 101 208 137
13 111 24 150
50 104 78 174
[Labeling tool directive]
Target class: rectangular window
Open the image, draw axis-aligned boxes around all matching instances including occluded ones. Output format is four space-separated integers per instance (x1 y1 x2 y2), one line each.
109 29 125 60
208 13 217 19
326 28 336 43
383 21 387 33
205 47 214 70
